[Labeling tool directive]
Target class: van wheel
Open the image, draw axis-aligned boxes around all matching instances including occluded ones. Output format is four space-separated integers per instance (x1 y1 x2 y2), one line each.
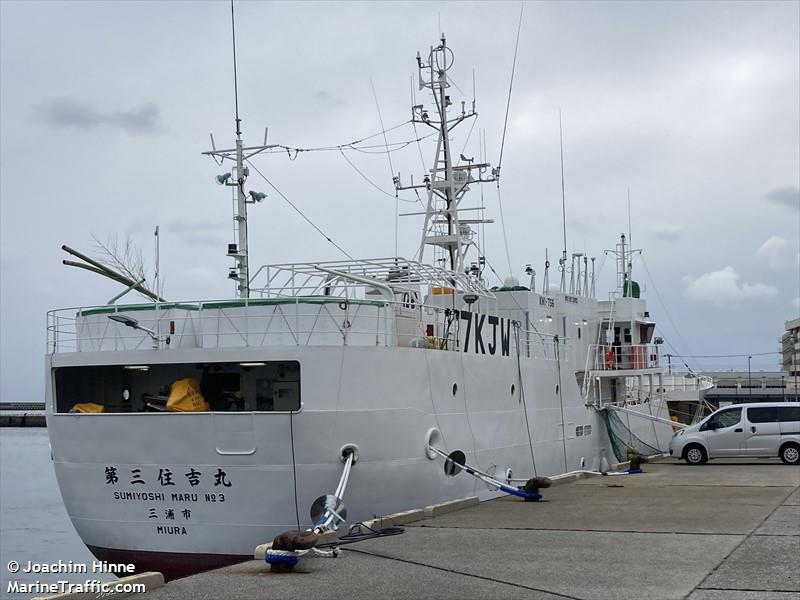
684 444 707 465
779 443 800 465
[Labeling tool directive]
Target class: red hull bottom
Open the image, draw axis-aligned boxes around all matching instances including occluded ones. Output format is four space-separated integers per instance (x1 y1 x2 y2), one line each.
87 545 252 581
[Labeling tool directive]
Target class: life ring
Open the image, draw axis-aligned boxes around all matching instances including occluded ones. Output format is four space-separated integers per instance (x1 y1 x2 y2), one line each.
604 347 616 369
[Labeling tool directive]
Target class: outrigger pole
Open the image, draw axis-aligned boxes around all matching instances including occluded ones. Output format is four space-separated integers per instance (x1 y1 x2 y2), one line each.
61 244 165 303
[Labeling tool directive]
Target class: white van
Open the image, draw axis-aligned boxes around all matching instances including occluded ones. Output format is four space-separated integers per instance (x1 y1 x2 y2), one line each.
669 402 800 465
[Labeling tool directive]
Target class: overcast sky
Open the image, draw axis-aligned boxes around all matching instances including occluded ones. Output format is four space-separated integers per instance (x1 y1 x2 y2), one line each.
1 1 798 402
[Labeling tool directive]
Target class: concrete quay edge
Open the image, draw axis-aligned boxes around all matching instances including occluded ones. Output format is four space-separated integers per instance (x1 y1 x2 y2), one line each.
31 572 164 600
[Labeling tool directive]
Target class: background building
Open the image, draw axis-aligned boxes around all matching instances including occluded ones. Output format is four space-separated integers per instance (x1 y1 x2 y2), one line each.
701 370 799 406
782 318 800 379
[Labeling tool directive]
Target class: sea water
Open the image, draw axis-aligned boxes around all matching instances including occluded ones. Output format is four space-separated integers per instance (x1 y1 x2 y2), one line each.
0 428 114 599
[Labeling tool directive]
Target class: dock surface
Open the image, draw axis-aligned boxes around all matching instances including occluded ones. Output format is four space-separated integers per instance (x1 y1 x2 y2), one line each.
140 459 799 600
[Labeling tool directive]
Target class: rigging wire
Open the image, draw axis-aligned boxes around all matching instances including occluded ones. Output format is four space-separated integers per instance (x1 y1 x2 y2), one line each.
496 2 524 173
246 160 355 260
514 325 538 476
490 3 524 278
273 134 436 157
659 333 696 374
444 73 467 98
638 254 696 367
456 115 478 167
554 338 569 472
370 78 399 255
410 75 428 173
263 119 424 158
495 185 514 277
338 149 418 203
288 411 301 530
482 255 507 288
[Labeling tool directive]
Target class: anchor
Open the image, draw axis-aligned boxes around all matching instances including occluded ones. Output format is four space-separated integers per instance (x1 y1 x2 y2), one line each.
429 447 551 501
265 447 355 572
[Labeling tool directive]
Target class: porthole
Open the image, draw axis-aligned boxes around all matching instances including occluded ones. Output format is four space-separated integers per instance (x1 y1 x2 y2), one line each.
511 384 516 396
555 384 560 395
452 383 458 396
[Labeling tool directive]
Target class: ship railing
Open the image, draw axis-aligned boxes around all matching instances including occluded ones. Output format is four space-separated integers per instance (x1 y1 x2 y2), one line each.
44 298 454 354
659 373 714 392
586 372 714 411
621 374 713 402
587 343 660 372
516 325 571 361
47 298 397 353
46 297 567 360
248 258 496 300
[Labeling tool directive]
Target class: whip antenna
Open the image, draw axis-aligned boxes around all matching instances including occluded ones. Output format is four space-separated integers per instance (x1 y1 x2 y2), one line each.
230 0 241 136
559 108 568 290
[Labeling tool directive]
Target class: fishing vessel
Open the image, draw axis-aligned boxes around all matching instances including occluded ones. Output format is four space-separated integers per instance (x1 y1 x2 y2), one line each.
45 32 710 579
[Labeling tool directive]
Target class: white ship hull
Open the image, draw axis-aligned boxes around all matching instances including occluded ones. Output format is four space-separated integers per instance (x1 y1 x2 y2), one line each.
47 342 673 578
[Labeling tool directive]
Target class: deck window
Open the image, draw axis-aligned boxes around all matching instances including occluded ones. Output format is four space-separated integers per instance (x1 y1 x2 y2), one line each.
54 361 300 413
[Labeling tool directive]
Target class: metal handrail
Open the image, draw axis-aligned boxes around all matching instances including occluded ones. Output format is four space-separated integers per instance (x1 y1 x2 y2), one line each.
587 343 661 371
46 298 442 354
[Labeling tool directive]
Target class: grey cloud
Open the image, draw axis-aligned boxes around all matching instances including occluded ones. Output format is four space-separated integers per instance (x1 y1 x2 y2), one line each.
651 224 685 242
312 90 345 107
108 104 159 133
34 97 160 133
765 185 800 211
184 233 227 247
683 266 778 308
167 220 224 233
166 220 227 247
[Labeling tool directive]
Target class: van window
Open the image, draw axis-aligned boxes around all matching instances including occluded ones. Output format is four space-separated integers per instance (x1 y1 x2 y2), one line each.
707 408 742 429
779 406 800 422
748 406 778 423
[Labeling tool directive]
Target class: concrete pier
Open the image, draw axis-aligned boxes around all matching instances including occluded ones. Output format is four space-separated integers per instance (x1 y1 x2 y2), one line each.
0 412 46 427
138 459 799 600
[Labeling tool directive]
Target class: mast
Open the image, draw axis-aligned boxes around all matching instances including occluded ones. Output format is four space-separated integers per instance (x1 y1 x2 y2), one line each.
607 233 640 297
202 1 273 299
396 34 496 276
435 41 457 272
233 121 250 297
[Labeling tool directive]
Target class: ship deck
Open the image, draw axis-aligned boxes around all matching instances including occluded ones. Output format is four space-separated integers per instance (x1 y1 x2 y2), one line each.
127 459 799 600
